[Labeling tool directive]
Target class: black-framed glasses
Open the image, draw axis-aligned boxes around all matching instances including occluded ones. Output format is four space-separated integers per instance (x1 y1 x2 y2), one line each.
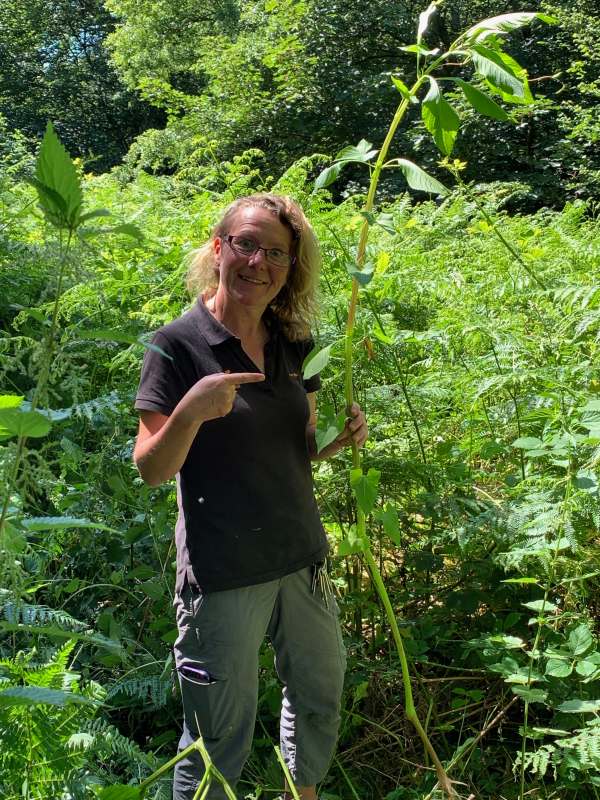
223 235 294 269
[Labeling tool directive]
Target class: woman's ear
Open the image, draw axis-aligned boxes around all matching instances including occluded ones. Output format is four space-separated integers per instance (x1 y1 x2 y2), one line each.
213 236 222 263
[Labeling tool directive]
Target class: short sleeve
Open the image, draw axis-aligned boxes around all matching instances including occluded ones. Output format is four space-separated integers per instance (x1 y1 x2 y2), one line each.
302 337 321 394
134 331 188 415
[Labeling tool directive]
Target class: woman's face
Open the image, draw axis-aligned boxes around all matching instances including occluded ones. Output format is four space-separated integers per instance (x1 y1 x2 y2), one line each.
213 207 293 314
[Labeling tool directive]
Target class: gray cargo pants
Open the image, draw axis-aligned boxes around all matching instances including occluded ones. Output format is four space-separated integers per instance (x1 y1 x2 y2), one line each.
172 566 346 800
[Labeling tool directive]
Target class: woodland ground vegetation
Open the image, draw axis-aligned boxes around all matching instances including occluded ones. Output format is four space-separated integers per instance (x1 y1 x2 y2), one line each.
1 2 600 799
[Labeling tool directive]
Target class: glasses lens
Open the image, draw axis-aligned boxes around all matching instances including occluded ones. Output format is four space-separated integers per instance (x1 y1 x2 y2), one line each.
230 236 256 255
267 249 291 268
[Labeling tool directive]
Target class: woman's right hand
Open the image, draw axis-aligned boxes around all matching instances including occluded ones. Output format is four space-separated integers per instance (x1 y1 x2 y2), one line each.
178 371 265 425
134 371 265 486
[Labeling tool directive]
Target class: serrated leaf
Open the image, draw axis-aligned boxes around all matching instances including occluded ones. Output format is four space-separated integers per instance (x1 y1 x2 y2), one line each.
350 468 380 515
511 686 548 703
314 162 345 190
109 223 144 241
545 659 573 678
78 208 111 223
34 122 83 229
385 158 448 195
557 698 600 713
575 659 598 678
0 407 52 439
422 76 460 155
0 686 96 708
471 44 526 98
303 343 334 380
569 624 593 656
454 79 509 121
315 406 346 453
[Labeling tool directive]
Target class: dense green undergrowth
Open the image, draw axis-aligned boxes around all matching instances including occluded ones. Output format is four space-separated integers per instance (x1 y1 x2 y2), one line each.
1 136 600 799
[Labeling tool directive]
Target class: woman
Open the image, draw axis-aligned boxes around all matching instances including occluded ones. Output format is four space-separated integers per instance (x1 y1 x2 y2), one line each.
134 194 367 800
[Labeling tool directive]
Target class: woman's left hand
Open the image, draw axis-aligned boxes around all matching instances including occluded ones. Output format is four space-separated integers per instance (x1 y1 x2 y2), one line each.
336 402 368 449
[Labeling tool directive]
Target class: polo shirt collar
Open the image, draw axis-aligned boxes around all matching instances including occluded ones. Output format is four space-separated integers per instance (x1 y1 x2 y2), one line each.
192 297 235 345
192 296 280 347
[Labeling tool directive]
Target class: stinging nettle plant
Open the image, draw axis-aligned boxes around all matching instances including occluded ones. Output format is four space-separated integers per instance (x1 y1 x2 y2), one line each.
306 5 555 797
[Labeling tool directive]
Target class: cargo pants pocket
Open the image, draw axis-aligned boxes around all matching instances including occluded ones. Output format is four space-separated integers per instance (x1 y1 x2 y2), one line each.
174 591 238 740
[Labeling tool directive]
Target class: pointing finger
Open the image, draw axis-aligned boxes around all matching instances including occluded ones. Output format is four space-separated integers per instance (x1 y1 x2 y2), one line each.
221 372 265 384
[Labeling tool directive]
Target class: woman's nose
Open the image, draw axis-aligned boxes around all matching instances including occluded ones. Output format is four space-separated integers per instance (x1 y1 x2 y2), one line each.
247 247 268 266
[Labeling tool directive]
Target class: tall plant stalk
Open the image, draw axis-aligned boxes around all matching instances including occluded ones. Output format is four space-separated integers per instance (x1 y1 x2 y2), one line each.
341 86 455 798
314 6 555 797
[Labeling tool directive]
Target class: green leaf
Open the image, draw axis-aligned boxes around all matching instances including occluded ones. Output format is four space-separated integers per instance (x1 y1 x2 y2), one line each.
0 407 52 440
78 208 111 223
575 659 598 678
557 699 600 713
347 260 375 286
511 686 548 703
545 659 573 678
401 44 440 56
335 139 378 164
33 121 83 229
97 785 141 800
303 343 334 380
421 77 460 156
337 524 368 556
109 223 144 241
374 503 400 545
80 329 141 345
0 395 24 410
523 599 558 613
453 79 509 121
501 577 540 585
569 624 593 656
140 581 165 601
315 406 346 453
21 516 120 534
391 75 411 100
471 44 526 98
464 12 556 42
0 686 96 708
350 468 380 515
314 162 345 190
384 158 448 195
512 437 543 450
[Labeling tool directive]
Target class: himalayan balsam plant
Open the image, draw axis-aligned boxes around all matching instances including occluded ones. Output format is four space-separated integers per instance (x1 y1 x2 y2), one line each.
305 6 555 797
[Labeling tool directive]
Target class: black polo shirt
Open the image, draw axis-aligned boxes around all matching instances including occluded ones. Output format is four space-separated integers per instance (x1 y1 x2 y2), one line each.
135 298 328 593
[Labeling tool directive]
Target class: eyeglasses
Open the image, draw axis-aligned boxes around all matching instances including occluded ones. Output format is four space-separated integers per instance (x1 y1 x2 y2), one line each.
223 235 294 269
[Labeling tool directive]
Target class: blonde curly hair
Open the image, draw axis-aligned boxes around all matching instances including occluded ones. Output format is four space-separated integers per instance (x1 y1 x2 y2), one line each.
186 194 320 341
